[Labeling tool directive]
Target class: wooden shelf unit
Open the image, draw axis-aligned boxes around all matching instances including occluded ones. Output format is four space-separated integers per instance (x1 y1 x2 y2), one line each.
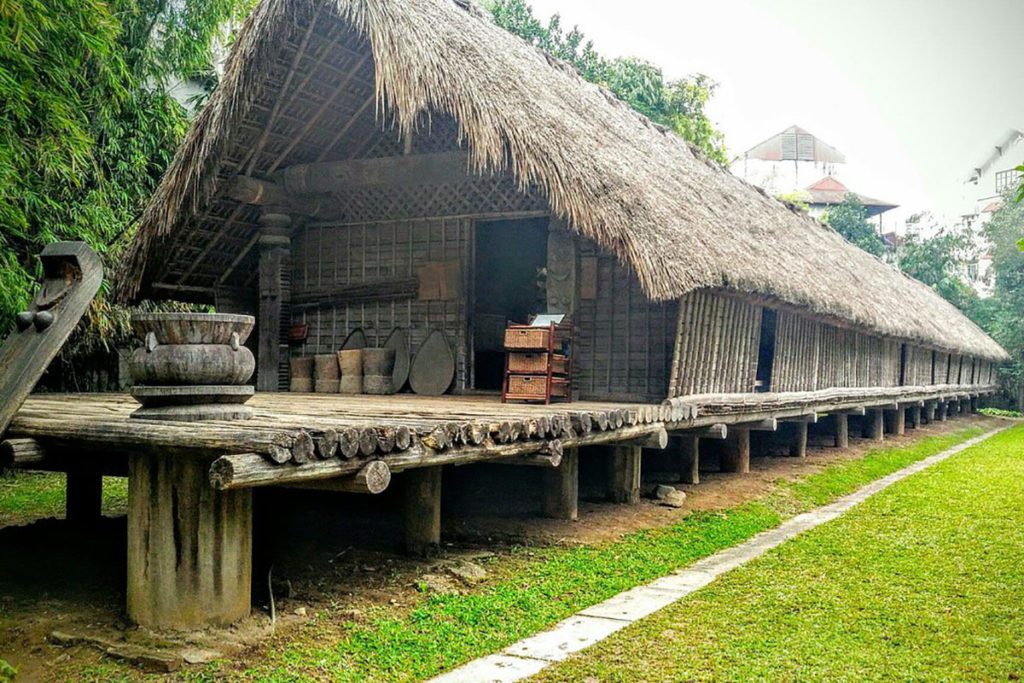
501 322 573 404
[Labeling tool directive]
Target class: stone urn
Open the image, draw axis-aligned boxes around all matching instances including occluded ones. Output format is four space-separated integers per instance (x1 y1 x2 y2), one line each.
129 313 256 421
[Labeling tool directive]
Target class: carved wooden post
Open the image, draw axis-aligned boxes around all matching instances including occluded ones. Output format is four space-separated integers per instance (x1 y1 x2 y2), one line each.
832 413 849 449
608 445 641 504
863 409 884 441
403 467 442 556
546 219 577 319
677 435 700 485
66 466 102 523
720 428 750 474
257 213 291 392
127 452 252 629
788 422 808 458
542 448 579 520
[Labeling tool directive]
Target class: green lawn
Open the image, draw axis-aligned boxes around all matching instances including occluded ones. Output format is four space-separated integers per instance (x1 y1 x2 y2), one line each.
190 427 988 683
532 425 1024 682
0 472 128 526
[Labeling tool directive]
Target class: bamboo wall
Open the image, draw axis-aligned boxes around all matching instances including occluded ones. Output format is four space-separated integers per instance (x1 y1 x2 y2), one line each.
574 242 679 401
292 218 472 390
669 291 762 397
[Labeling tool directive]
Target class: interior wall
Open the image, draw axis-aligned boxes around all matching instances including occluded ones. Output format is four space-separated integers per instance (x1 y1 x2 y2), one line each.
291 217 472 390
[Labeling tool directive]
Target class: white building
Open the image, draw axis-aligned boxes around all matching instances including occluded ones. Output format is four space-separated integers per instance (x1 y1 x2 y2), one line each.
959 129 1024 296
732 124 897 233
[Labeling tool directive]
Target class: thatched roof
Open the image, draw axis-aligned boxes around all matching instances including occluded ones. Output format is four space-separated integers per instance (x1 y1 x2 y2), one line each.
117 0 1007 361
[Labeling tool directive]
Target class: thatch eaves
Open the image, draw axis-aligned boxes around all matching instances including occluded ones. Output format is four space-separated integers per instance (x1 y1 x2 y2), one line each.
116 0 1008 361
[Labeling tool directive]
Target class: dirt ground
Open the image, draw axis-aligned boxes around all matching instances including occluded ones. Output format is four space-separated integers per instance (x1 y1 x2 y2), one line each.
0 415 997 681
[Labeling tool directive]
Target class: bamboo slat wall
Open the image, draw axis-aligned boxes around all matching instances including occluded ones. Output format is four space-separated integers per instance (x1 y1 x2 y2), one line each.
901 345 935 387
669 291 762 397
773 311 822 392
574 242 678 402
292 218 471 390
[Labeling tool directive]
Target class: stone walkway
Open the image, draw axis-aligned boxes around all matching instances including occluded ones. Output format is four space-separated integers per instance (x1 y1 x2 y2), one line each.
429 428 1005 683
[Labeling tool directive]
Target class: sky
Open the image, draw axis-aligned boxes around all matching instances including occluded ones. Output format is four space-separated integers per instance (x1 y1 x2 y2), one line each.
523 0 1024 228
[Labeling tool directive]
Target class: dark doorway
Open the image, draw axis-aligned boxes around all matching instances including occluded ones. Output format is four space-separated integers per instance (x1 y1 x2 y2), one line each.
755 308 777 392
472 217 549 391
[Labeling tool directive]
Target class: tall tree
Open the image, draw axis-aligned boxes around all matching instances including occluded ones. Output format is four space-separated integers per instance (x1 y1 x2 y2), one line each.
0 0 252 338
485 0 729 165
977 196 1024 404
823 194 888 257
897 213 978 312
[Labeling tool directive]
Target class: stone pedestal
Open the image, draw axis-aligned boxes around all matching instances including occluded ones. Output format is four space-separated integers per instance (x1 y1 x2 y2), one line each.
127 453 252 629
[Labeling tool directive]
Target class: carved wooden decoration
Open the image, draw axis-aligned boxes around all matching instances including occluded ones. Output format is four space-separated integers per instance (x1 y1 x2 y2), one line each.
0 242 103 436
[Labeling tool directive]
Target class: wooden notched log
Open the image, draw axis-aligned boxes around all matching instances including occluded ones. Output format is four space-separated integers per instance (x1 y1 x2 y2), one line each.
623 428 669 449
0 438 46 470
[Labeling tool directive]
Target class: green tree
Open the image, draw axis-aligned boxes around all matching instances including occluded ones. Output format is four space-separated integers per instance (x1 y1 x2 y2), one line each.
485 0 729 165
823 194 888 257
1016 163 1024 203
978 196 1024 404
0 0 252 339
897 213 978 312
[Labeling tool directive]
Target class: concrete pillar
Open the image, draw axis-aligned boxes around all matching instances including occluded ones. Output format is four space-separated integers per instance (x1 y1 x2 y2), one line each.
66 466 102 524
607 445 641 504
884 407 906 436
127 453 252 629
542 448 579 520
908 405 922 429
403 467 442 557
674 435 700 485
720 429 750 474
832 413 849 449
787 422 808 458
863 409 884 441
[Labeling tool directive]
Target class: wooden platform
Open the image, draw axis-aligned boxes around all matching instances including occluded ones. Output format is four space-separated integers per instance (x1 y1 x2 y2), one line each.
4 385 996 491
1 385 994 630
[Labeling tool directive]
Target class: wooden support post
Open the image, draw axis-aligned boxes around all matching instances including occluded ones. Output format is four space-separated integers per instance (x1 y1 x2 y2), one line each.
403 467 442 557
908 405 922 429
127 453 252 629
542 448 578 520
832 413 849 449
937 402 948 422
884 408 906 436
257 213 291 392
677 435 700 485
607 445 641 504
924 403 936 423
788 421 808 458
720 428 750 474
66 466 102 523
969 396 979 413
863 408 884 441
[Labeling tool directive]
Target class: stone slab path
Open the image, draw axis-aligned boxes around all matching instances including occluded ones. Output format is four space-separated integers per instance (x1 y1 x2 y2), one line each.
429 428 1005 683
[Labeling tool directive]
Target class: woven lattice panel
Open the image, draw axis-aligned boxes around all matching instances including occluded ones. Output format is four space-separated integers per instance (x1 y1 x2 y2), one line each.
322 175 548 225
